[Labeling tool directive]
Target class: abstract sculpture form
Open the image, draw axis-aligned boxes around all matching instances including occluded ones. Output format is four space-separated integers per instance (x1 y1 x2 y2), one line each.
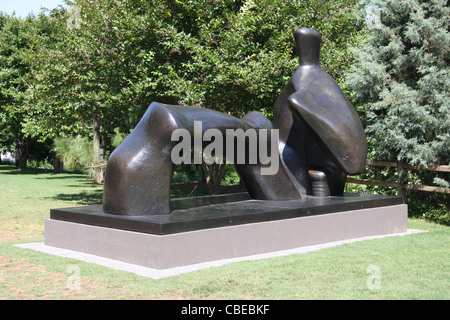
103 27 367 216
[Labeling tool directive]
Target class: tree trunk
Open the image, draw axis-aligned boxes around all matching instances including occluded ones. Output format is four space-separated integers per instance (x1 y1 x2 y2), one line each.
202 156 227 195
53 151 64 173
16 138 32 169
397 160 407 203
93 114 101 161
93 114 102 184
202 160 213 195
213 159 227 195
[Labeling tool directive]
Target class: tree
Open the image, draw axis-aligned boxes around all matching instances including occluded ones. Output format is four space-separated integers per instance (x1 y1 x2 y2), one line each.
25 1 162 180
19 0 366 186
0 13 38 169
345 0 449 222
27 0 367 132
346 0 449 171
151 0 367 118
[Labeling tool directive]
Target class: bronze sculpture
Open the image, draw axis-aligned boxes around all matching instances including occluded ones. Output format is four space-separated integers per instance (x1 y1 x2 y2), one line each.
103 27 367 216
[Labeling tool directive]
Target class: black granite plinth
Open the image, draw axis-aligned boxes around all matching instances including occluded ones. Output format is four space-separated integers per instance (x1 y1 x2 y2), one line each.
49 193 403 235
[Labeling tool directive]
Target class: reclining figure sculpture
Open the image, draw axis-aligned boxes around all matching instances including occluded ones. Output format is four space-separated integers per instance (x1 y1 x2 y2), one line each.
103 27 367 216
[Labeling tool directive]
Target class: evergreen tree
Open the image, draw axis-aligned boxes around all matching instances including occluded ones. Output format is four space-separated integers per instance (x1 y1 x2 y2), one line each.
346 0 449 170
345 0 449 223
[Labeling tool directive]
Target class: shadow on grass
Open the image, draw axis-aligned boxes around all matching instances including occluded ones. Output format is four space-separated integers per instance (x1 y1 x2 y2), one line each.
50 190 103 206
35 175 88 180
0 164 86 179
0 165 51 175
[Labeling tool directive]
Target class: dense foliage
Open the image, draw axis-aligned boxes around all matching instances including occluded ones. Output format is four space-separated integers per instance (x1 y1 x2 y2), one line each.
0 14 37 168
1 0 366 162
347 0 449 168
345 0 449 223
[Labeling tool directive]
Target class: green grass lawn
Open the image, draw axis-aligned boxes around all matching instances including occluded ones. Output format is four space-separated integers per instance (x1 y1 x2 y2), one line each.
0 164 449 300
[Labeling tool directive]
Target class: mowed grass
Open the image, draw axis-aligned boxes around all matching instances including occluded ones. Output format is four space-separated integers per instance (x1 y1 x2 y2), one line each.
0 164 449 300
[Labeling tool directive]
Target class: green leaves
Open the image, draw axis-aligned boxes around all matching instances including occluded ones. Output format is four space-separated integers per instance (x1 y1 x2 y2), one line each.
0 14 37 155
1 0 366 163
345 0 449 189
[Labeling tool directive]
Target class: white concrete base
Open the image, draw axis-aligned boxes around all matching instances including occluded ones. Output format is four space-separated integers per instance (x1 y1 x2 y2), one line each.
42 204 408 270
17 228 425 279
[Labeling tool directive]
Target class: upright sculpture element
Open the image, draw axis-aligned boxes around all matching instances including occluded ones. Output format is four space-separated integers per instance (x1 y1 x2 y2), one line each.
103 27 367 216
273 27 367 196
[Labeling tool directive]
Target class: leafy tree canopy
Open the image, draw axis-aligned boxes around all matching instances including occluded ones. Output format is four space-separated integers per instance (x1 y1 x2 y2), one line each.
1 0 367 167
24 0 366 140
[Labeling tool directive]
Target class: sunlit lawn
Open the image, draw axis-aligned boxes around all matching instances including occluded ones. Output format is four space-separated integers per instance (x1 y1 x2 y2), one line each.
0 164 448 300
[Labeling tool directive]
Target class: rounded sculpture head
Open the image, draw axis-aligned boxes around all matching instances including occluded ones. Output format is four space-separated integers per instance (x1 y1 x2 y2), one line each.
294 27 321 66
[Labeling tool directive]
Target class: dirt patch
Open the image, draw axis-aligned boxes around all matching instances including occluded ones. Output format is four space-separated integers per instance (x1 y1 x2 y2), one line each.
0 256 172 299
0 221 44 243
0 256 107 299
0 256 211 299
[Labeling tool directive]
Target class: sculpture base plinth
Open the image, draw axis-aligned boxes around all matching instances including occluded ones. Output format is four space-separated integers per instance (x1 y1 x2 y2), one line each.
45 193 407 270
